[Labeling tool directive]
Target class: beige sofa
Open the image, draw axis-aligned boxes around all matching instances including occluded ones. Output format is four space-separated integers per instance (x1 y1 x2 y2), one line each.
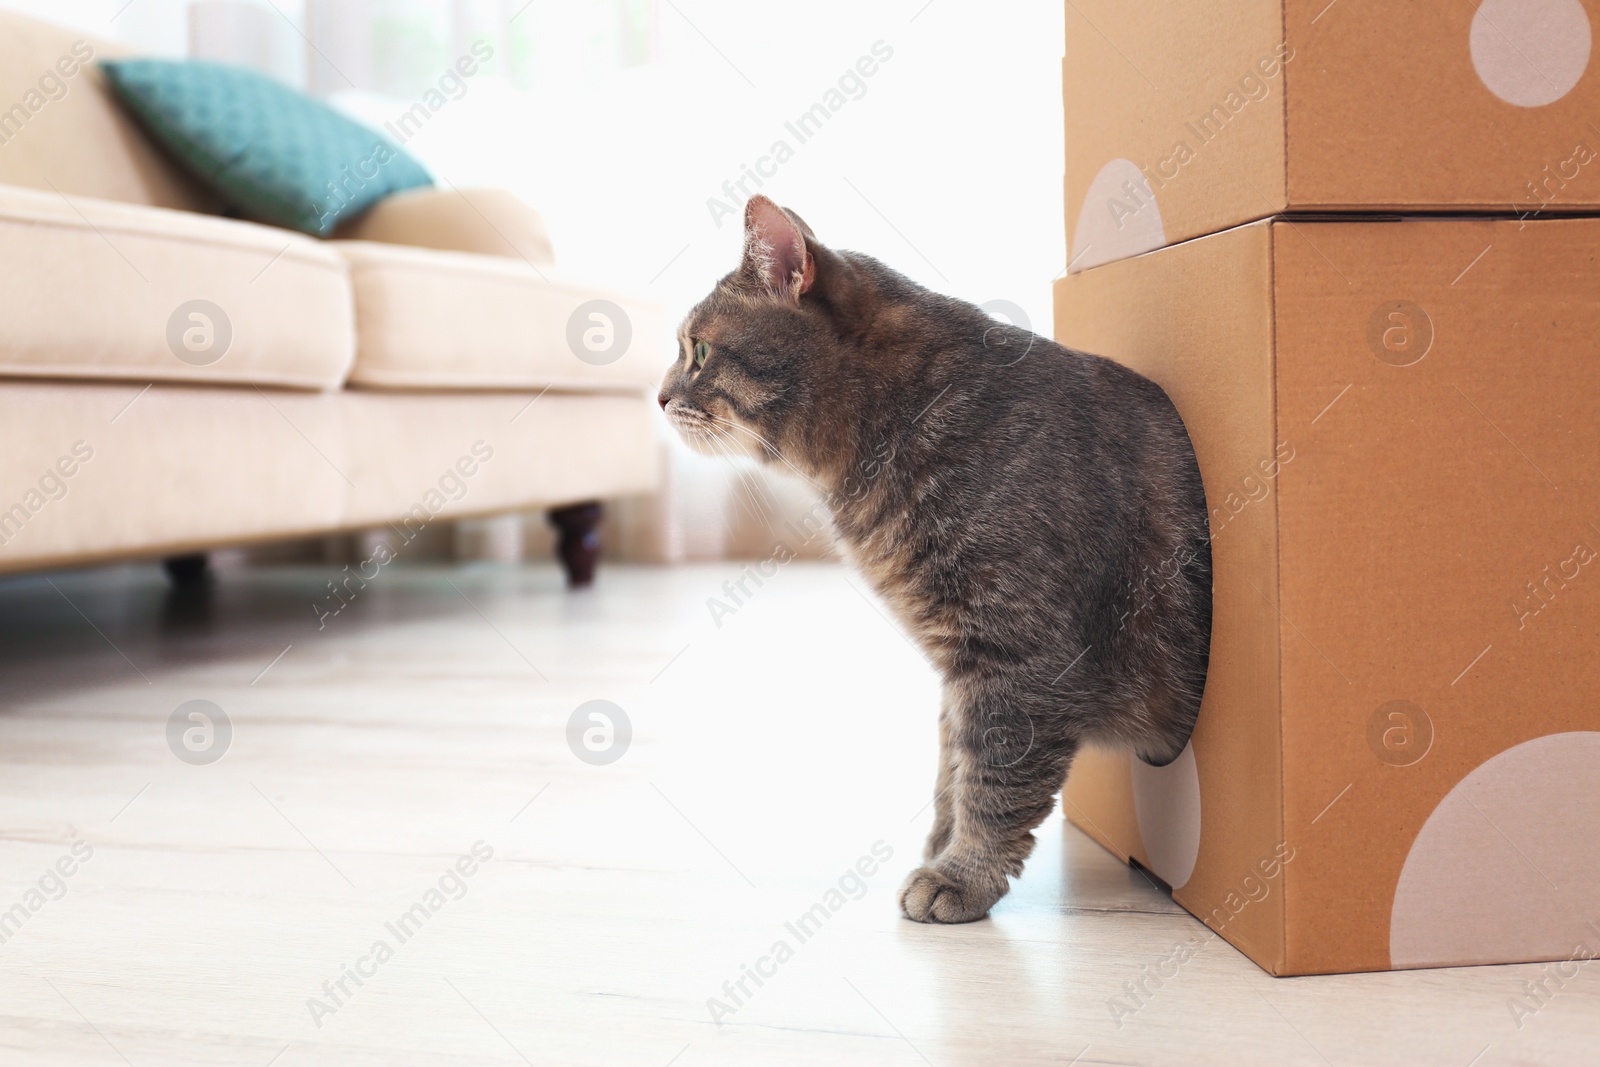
0 13 661 583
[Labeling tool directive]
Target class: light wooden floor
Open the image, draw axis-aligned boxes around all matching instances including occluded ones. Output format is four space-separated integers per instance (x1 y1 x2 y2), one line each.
0 561 1594 1066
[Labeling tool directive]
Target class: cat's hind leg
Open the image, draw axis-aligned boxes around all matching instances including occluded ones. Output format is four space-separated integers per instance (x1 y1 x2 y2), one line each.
900 679 1078 924
922 693 958 862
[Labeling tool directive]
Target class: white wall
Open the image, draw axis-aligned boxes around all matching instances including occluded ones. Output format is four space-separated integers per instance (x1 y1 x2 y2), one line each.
1 0 191 54
390 0 1068 341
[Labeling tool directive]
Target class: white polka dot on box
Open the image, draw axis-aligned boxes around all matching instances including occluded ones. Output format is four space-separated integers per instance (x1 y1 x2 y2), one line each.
1129 742 1200 891
1069 159 1166 275
1471 0 1592 107
1390 731 1600 969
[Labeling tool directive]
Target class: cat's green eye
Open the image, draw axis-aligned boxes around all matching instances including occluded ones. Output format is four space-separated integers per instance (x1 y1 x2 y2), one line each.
692 340 710 369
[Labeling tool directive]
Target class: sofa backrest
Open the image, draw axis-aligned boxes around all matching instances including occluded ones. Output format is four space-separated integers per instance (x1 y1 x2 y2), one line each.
0 11 217 212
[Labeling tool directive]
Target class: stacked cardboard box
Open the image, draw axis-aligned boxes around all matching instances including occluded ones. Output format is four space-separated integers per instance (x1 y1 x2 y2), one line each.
1053 0 1600 976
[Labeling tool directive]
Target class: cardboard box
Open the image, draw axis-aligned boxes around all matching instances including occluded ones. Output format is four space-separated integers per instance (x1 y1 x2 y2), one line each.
1065 0 1600 271
1053 215 1600 976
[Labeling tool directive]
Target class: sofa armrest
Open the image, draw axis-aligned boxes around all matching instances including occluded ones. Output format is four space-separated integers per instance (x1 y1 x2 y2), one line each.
335 186 555 266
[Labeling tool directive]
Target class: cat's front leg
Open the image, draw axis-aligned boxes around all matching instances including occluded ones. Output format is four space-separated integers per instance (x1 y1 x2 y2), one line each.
900 680 1077 923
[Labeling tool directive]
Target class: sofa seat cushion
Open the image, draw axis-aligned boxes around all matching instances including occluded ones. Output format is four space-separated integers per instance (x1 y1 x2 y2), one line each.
0 380 657 573
335 240 663 393
0 184 354 390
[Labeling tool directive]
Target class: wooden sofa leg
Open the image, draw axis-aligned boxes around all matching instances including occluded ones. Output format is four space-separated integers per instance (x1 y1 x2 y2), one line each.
548 502 603 588
162 552 212 589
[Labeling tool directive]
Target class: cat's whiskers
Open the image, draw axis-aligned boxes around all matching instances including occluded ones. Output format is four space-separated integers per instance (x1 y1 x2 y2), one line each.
703 420 739 456
707 414 778 458
701 421 737 457
684 424 747 544
667 408 739 462
709 415 828 496
679 416 779 535
702 424 781 530
726 460 779 530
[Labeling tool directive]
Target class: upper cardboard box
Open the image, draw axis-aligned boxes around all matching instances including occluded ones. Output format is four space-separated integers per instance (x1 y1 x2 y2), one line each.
1064 0 1600 271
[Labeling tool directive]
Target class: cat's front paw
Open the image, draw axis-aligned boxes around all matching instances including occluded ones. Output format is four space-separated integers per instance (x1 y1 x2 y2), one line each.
898 863 1003 924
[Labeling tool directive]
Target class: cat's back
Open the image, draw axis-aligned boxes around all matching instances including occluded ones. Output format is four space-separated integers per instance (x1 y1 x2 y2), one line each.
929 321 1198 505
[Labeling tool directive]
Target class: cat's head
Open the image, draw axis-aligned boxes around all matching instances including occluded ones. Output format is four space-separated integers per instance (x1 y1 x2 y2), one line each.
658 196 871 474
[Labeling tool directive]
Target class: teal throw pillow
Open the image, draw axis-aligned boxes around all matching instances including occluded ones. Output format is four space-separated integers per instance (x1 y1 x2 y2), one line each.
100 58 432 237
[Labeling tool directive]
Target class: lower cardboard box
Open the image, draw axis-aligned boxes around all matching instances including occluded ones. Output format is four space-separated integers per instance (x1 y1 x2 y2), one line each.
1052 215 1600 976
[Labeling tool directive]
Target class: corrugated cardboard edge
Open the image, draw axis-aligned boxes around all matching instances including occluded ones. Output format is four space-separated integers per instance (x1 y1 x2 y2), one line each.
1276 2 1291 228
1264 220 1288 977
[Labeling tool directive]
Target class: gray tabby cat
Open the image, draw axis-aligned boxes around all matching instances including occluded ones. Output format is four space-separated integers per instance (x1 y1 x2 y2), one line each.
658 196 1211 923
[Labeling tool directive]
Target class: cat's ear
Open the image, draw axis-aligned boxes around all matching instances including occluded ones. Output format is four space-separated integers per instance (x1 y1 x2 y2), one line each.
741 195 815 300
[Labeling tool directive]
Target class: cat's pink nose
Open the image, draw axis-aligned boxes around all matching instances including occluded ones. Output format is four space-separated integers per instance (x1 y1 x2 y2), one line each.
657 393 670 410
